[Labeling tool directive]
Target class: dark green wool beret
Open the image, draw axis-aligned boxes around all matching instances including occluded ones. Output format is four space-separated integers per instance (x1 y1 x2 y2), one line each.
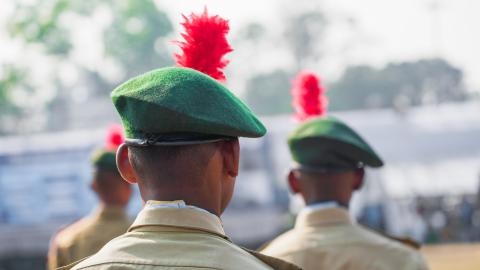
91 149 118 171
288 116 384 172
111 67 266 145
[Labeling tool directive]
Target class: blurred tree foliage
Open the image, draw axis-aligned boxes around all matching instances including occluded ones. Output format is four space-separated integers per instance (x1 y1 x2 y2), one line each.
103 0 173 77
3 0 174 133
9 0 72 55
244 58 468 115
9 0 173 82
0 65 35 134
0 66 24 126
328 58 468 111
245 70 292 115
284 11 326 71
1 1 472 131
242 5 469 115
242 8 326 115
236 23 266 43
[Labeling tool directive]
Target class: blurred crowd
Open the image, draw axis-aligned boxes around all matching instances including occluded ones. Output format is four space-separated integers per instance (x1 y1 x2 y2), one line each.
416 192 480 243
358 182 480 244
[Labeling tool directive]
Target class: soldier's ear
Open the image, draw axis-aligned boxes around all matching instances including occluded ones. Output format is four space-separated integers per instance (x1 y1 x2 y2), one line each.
116 144 138 184
90 179 98 192
221 139 239 178
352 168 365 191
288 170 301 194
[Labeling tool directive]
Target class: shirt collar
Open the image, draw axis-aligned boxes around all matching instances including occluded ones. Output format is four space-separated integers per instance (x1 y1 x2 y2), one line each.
144 200 213 215
301 201 342 214
295 206 354 228
129 200 226 238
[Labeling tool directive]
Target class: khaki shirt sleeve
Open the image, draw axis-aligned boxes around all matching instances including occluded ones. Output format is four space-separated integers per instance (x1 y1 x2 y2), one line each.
47 246 58 270
47 237 61 270
385 237 430 270
244 248 302 270
401 250 430 270
57 257 88 270
48 240 72 270
415 252 430 270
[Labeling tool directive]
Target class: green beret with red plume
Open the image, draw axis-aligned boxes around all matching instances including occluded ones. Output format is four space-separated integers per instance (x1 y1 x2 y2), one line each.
288 71 383 172
110 8 265 146
91 124 124 171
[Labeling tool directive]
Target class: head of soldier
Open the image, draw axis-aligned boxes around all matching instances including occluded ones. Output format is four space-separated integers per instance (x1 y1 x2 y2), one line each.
113 67 266 217
117 139 240 216
287 117 384 208
288 168 365 207
91 150 132 207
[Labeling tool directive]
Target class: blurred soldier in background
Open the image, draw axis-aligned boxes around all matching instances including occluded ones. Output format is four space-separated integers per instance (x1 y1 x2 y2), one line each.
47 126 132 269
65 9 300 270
260 72 429 270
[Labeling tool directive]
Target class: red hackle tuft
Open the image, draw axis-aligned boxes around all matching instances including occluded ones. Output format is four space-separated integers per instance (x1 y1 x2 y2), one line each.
291 71 328 121
105 124 124 151
174 8 233 81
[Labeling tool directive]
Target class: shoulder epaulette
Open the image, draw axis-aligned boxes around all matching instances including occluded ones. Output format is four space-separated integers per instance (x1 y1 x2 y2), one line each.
380 232 421 250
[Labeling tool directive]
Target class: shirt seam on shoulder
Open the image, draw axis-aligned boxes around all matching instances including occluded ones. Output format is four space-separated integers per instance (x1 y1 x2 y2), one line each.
127 229 234 246
76 261 222 269
131 227 230 242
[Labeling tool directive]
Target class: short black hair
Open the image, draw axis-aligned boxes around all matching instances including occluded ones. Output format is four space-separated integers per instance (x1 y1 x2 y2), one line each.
93 168 125 189
128 143 218 181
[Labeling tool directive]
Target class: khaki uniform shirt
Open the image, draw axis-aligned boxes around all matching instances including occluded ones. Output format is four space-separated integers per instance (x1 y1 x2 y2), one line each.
260 207 429 270
65 200 301 270
48 206 131 270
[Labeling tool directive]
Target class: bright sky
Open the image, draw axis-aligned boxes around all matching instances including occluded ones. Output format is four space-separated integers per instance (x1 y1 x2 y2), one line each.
1 0 479 93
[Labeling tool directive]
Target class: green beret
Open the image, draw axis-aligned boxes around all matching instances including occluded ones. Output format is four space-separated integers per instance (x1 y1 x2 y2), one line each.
111 67 266 145
288 116 384 172
91 149 118 171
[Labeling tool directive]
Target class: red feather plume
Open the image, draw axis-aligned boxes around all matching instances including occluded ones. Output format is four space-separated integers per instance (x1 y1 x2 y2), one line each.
105 124 124 151
291 71 328 121
174 8 233 81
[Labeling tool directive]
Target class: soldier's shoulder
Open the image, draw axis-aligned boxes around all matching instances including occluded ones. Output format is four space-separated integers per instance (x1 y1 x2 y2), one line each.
54 217 94 246
70 230 278 270
245 248 302 270
258 228 306 259
57 257 89 270
378 232 421 250
348 226 428 268
357 225 422 253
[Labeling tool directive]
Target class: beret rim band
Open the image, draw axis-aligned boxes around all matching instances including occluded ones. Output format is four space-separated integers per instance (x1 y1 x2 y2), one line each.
124 135 235 147
292 162 364 174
